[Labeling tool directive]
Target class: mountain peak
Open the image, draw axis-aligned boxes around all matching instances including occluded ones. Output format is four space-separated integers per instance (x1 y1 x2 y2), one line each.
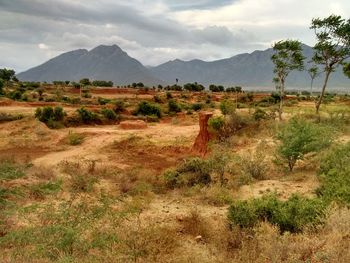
89 44 124 57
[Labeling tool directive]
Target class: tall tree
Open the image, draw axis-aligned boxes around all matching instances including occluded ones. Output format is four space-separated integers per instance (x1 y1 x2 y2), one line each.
310 15 350 114
271 40 305 120
0 68 16 86
307 66 320 96
343 62 350 78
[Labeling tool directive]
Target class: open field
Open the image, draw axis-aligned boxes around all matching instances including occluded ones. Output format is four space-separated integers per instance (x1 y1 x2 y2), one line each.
1 85 350 262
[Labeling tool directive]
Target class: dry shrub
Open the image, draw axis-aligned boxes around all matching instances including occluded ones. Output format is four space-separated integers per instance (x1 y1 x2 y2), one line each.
238 142 269 181
199 185 233 206
117 167 165 196
179 210 210 240
116 222 178 262
59 160 105 193
27 165 56 180
229 207 350 262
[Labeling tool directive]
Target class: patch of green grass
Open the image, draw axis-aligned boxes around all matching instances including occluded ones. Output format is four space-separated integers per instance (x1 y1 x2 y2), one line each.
317 142 350 205
67 131 85 146
0 161 26 181
228 194 327 233
28 181 62 200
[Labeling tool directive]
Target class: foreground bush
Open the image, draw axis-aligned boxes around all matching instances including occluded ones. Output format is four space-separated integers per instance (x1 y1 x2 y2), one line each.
220 100 235 115
164 158 211 188
317 142 350 204
168 99 181 113
276 118 333 171
35 106 65 128
101 108 118 121
228 194 327 233
134 101 161 118
76 107 99 124
209 112 250 140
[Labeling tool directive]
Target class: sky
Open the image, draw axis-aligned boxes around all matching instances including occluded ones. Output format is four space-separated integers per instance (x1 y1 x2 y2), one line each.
0 0 349 72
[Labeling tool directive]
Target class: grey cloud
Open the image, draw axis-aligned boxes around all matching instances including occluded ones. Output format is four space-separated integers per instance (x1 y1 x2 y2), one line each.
164 0 235 10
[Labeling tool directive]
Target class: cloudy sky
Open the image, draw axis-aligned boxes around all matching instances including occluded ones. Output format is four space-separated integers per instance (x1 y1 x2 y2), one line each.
0 0 349 72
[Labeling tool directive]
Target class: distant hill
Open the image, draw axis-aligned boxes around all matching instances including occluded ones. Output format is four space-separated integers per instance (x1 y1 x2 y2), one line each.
149 44 349 89
18 44 349 89
17 45 162 85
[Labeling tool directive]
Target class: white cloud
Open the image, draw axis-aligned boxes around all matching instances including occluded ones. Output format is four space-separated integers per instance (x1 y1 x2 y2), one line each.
38 43 49 49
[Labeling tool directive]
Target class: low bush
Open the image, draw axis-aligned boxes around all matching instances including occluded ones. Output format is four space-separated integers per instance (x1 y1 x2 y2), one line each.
228 194 327 233
67 131 85 145
168 99 181 113
101 108 118 121
210 112 250 140
208 116 225 132
153 95 162 103
164 158 211 188
0 113 24 123
220 100 235 115
191 103 203 111
317 142 350 205
134 101 161 118
238 144 268 181
253 108 268 121
28 181 62 200
276 118 333 171
114 100 125 113
0 160 26 181
35 106 65 128
76 107 99 124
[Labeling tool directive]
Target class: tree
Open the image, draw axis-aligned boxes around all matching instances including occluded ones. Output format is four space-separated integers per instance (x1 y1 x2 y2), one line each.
271 40 305 120
0 79 3 95
0 68 16 82
343 62 350 78
276 118 333 171
79 78 90 98
307 66 320 96
310 15 350 114
79 78 90 86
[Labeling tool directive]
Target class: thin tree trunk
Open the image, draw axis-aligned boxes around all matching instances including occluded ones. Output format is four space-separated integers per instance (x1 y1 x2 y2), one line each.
235 92 238 109
310 78 314 97
278 80 284 121
316 70 331 114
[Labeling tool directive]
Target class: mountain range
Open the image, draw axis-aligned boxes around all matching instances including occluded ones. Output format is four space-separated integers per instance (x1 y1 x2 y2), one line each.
17 44 349 90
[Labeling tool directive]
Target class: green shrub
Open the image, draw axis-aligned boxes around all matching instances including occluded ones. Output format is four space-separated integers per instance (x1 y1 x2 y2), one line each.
134 101 161 118
0 113 24 123
28 181 62 200
8 90 23 101
53 106 65 121
101 108 118 120
70 173 98 193
77 107 98 124
220 100 235 115
97 97 111 105
168 99 181 113
35 106 65 126
253 108 268 121
191 103 203 111
164 158 211 188
153 95 162 103
67 131 85 146
208 116 225 132
317 142 350 204
276 118 333 171
114 100 125 113
0 161 25 181
239 145 268 180
228 194 327 233
166 91 172 99
0 79 3 95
